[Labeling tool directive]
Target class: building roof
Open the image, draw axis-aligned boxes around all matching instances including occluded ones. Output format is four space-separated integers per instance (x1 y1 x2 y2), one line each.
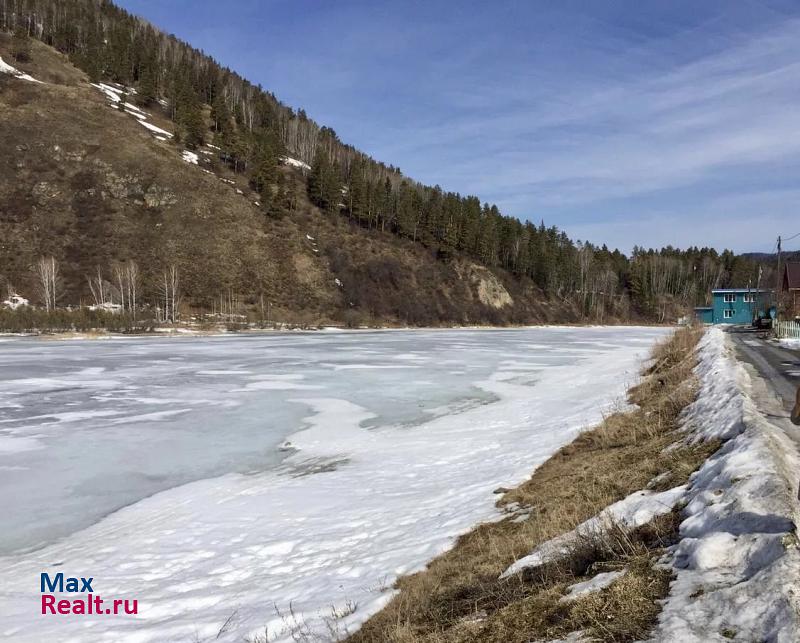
694 306 713 310
784 262 800 289
711 288 772 293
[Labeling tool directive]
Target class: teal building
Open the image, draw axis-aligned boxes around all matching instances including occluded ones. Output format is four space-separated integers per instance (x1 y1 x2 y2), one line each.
694 288 772 325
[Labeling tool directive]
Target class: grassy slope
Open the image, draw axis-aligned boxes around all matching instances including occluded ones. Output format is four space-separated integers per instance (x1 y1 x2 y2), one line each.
347 327 720 642
0 36 593 327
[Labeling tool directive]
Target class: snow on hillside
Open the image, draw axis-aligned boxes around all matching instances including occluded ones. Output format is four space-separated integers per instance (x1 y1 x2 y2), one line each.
181 150 199 165
281 155 311 171
0 55 42 83
90 82 173 139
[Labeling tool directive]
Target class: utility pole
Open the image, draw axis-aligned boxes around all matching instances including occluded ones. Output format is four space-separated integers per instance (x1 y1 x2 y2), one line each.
776 235 782 316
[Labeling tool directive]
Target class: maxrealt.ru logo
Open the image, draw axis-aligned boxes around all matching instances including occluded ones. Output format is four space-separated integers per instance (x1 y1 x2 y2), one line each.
40 572 138 616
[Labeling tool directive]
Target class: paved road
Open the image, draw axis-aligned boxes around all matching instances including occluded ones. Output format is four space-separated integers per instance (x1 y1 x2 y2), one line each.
727 327 800 420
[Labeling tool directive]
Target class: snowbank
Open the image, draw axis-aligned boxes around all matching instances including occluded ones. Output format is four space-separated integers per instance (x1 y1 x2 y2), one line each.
648 328 800 641
498 328 800 641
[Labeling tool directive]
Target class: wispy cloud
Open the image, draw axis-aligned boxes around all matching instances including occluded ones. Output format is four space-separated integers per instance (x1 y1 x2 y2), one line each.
117 0 800 252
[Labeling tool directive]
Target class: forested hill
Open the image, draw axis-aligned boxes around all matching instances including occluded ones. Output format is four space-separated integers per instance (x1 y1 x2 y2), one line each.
0 0 771 326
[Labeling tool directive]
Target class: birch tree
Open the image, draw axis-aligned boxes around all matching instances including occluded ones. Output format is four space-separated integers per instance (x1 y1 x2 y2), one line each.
113 260 140 317
159 266 180 323
87 267 110 307
34 257 59 312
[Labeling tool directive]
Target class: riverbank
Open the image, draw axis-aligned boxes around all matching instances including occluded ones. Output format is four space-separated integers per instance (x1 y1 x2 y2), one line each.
346 327 800 643
0 327 666 641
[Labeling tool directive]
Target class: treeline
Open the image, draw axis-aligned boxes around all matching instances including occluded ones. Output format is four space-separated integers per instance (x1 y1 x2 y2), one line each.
0 0 401 209
0 0 772 322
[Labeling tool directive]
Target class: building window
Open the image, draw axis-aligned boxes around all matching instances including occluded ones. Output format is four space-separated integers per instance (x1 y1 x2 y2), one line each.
724 309 734 318
742 294 755 303
723 293 736 303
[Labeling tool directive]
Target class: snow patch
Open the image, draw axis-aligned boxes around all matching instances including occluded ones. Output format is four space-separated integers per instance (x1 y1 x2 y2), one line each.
90 82 173 139
501 485 686 578
560 569 625 602
281 156 311 171
0 55 42 83
777 338 800 351
2 294 28 310
181 150 199 165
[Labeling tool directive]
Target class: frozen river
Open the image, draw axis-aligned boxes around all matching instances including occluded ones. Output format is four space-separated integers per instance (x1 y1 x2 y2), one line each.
0 327 667 642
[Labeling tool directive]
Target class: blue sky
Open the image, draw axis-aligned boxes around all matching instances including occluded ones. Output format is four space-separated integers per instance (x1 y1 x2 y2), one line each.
117 0 800 254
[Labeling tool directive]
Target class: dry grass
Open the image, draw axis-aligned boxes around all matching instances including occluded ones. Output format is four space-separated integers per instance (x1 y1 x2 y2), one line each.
348 326 719 643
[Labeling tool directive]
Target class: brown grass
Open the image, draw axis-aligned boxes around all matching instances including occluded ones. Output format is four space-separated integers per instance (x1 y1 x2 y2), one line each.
347 325 718 643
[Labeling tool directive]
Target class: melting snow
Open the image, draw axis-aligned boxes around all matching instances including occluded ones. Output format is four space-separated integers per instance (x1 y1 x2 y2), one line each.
560 570 625 602
281 156 311 171
1 294 28 310
646 328 800 641
501 485 686 578
90 82 173 139
777 338 800 351
500 328 800 641
181 150 199 165
0 55 42 83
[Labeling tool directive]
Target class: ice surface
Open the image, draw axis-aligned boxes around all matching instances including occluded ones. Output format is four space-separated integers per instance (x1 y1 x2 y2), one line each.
0 327 666 642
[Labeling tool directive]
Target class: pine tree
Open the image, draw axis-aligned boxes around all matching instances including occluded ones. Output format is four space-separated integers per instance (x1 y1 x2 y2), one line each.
137 57 158 106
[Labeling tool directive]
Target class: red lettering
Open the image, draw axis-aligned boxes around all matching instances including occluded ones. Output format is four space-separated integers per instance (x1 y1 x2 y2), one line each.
57 599 71 615
41 595 55 614
124 599 138 615
113 599 122 613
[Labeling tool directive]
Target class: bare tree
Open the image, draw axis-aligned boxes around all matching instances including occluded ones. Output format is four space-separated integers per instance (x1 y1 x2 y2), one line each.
158 266 180 323
34 256 60 311
113 260 140 318
87 266 110 307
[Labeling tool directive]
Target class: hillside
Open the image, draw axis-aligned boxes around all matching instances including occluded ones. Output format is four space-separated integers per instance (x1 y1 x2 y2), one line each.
0 1 773 327
0 35 590 327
